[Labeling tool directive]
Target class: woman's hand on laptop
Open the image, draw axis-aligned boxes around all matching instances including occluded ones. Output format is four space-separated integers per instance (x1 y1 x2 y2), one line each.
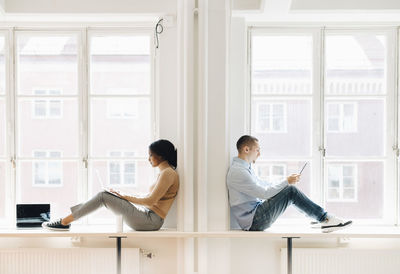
109 189 124 198
108 188 130 201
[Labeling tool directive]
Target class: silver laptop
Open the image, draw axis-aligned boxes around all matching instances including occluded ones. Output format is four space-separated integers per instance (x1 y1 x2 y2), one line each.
95 169 124 198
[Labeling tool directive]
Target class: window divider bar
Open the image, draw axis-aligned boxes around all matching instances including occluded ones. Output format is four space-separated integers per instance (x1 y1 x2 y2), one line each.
394 27 400 226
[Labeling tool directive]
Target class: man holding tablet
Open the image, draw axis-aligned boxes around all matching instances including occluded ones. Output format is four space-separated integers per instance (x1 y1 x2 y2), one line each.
227 135 352 233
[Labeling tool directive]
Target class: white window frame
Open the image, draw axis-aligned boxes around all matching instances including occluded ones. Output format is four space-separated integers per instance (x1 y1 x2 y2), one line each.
255 102 287 133
107 151 137 187
326 164 358 202
32 88 63 119
32 150 63 187
326 102 358 133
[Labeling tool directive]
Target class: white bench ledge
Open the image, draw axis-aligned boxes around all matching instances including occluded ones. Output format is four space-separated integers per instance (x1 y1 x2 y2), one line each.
0 225 399 239
0 226 188 238
203 225 400 239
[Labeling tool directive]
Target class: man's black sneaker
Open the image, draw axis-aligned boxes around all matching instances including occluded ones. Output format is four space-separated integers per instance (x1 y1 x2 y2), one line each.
42 218 71 231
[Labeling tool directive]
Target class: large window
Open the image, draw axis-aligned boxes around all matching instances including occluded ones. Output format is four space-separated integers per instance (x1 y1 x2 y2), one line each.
16 33 80 217
0 29 156 225
251 29 394 223
324 32 389 221
88 33 154 223
251 33 314 219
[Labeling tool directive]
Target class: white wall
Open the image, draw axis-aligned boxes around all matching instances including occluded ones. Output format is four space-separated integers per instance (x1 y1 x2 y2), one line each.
229 16 247 230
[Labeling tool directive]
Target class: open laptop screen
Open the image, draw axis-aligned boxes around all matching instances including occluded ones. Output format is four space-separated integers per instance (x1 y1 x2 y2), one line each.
16 204 50 228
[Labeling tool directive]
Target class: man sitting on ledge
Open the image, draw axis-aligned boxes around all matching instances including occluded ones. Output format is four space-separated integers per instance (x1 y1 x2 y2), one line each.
227 135 352 233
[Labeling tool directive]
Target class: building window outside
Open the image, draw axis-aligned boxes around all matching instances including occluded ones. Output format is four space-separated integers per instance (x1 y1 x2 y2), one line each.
108 151 136 186
33 89 63 119
327 164 358 202
255 163 287 186
32 150 63 187
255 103 287 133
106 99 138 119
327 102 357 133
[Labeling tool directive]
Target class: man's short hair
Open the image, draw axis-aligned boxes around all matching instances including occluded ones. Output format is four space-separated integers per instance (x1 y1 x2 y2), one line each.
236 135 258 152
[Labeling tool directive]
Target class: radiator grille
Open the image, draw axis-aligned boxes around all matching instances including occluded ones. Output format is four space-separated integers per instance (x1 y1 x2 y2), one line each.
281 248 400 274
0 248 140 274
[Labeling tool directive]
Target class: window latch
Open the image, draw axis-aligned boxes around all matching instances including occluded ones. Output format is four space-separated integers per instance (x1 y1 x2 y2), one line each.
83 157 88 169
319 146 326 157
10 157 16 169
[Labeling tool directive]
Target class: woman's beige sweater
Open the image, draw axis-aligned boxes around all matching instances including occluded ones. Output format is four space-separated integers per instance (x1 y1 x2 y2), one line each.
126 167 179 219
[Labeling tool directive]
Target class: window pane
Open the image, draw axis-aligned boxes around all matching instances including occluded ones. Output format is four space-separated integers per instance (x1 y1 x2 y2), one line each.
0 99 5 157
272 165 284 176
252 99 311 158
18 99 78 157
34 100 47 117
33 151 47 158
17 161 79 217
17 35 78 95
325 99 384 156
34 162 46 184
325 161 382 219
325 34 386 95
328 104 339 116
328 118 340 131
0 36 5 95
49 151 61 158
124 162 136 185
49 100 62 117
89 160 154 223
343 189 355 199
328 180 340 188
110 162 120 173
48 161 62 185
109 161 121 185
90 98 151 157
90 35 151 95
328 188 340 200
252 35 313 95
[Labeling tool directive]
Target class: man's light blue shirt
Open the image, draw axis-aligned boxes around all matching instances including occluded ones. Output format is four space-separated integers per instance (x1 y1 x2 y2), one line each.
226 157 289 230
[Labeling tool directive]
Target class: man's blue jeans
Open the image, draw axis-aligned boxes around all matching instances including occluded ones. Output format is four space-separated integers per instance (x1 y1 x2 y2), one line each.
249 185 327 231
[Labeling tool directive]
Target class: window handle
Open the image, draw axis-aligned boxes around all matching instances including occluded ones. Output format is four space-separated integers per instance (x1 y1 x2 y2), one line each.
83 157 88 169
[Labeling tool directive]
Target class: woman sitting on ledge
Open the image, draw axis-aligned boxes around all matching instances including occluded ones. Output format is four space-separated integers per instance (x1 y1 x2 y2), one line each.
42 139 179 231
